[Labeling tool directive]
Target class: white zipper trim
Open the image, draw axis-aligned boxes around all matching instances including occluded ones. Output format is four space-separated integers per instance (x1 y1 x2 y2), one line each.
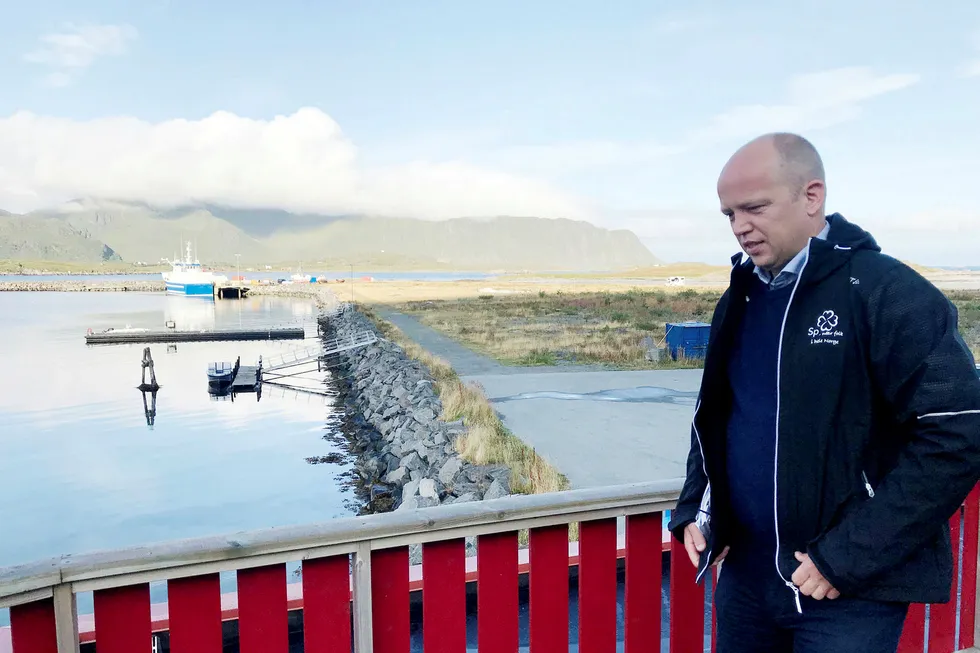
774 240 812 613
918 409 980 419
692 399 708 478
861 470 876 498
691 399 714 583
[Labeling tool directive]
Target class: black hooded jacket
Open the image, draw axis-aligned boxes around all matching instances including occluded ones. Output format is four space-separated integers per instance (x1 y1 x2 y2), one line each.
667 213 980 605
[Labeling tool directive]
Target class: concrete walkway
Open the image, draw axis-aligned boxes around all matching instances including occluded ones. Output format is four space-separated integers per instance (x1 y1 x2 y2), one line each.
468 370 700 488
375 308 505 376
375 308 701 488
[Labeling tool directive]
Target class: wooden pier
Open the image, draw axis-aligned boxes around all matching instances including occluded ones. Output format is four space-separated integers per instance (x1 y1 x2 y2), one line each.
85 326 305 345
230 363 261 392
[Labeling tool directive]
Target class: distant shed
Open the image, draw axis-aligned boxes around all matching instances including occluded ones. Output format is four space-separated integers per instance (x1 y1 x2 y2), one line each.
664 321 712 360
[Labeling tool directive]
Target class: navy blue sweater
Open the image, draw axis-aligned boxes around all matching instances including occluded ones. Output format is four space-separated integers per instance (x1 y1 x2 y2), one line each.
725 279 794 556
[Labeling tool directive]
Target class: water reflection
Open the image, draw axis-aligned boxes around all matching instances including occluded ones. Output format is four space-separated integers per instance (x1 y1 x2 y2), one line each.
140 387 159 428
0 291 362 570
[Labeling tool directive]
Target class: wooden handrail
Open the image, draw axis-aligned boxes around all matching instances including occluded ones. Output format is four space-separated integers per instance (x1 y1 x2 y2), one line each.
0 479 684 607
1 479 978 653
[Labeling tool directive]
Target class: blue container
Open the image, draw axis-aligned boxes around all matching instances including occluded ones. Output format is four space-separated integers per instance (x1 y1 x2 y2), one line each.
664 321 711 360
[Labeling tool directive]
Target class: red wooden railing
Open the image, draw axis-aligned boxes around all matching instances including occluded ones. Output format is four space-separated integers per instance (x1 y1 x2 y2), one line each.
1 481 978 653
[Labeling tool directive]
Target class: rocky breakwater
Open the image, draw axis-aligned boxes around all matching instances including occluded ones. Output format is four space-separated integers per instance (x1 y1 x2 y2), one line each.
247 283 337 309
0 279 166 292
326 307 512 511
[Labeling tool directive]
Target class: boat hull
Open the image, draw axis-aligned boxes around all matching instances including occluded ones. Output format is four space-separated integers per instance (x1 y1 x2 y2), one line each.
208 374 233 387
165 281 215 296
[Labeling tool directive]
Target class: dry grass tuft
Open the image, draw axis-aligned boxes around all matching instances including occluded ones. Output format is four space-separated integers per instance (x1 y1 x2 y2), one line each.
359 304 569 495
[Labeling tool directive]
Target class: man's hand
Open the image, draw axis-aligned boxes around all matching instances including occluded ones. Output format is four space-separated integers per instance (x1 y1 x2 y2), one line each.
682 523 729 569
792 551 840 600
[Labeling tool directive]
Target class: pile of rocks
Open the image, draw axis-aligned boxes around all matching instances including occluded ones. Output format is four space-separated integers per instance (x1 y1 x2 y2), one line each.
247 284 336 308
0 280 166 292
326 306 511 510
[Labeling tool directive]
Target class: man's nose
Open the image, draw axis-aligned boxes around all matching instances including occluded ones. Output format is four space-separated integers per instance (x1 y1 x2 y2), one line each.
731 213 752 236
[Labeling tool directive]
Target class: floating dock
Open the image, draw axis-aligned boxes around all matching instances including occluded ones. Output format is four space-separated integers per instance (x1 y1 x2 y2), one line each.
85 326 306 345
208 356 263 400
231 365 261 392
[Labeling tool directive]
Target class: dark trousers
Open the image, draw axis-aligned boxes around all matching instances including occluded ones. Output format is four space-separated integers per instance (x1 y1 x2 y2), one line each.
714 550 909 653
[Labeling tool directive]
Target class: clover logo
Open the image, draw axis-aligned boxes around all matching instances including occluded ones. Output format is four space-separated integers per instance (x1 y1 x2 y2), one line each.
816 310 839 334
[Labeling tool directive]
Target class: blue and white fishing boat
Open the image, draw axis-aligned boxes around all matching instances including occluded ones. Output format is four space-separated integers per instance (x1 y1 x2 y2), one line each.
162 242 225 296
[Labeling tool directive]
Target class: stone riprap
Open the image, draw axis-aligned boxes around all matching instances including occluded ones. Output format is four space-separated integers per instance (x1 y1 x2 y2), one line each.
0 280 166 292
324 305 512 511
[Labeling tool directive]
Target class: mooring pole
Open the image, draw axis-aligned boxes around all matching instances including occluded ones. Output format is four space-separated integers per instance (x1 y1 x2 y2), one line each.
140 347 159 390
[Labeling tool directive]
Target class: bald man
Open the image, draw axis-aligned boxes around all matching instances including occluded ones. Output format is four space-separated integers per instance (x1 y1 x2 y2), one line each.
667 133 980 652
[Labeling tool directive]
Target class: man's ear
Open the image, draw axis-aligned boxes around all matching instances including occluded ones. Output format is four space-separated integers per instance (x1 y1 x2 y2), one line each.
804 179 826 217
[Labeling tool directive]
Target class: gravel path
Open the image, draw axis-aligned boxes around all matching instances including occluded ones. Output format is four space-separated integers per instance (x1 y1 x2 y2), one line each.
373 308 506 376
374 308 618 377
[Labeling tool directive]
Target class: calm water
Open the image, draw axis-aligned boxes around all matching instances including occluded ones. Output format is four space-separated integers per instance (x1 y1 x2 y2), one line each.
0 291 360 570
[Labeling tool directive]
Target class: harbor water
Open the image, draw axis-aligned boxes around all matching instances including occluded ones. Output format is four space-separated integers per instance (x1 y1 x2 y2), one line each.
0 291 362 576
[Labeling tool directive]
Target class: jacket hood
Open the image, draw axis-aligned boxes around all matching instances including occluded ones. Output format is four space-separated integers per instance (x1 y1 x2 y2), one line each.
822 212 880 253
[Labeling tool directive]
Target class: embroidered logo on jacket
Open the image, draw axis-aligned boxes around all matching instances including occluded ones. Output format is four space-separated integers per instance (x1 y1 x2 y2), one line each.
808 310 843 345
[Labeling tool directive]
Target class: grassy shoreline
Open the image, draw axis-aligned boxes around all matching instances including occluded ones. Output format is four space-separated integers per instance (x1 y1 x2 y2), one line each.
397 288 723 369
393 288 980 367
358 304 569 496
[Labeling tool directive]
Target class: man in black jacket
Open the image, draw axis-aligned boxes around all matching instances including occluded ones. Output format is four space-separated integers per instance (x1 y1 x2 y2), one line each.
667 132 980 652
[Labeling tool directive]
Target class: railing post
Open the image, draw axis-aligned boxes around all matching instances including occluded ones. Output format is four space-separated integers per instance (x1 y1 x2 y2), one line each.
52 584 79 653
975 511 980 650
352 542 374 653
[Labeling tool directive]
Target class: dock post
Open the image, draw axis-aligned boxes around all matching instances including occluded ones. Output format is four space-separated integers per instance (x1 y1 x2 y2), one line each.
140 347 159 390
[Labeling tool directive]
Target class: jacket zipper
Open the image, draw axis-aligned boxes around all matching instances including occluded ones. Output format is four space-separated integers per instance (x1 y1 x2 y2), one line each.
862 471 875 498
691 257 741 583
774 242 812 614
691 399 714 583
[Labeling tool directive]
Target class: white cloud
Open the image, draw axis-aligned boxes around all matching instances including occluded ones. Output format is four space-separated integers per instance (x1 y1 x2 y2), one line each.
650 10 713 35
962 61 980 78
24 23 138 87
0 108 592 220
656 18 696 34
477 140 685 177
958 29 980 77
605 208 736 264
446 67 920 182
692 67 920 144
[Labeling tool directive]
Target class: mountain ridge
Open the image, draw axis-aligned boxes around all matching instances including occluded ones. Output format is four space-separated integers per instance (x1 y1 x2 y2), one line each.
0 199 660 271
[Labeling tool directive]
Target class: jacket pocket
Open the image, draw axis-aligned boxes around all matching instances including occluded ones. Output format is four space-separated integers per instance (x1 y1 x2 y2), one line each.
810 473 872 546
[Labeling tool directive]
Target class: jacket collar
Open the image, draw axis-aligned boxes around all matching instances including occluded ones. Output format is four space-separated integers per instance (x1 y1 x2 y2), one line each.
728 213 878 288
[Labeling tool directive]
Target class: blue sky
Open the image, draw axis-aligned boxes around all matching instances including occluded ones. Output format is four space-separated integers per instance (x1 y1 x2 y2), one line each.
1 0 979 265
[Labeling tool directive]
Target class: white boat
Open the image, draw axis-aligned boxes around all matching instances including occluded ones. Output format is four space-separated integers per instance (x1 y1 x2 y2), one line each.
290 265 312 283
162 242 226 296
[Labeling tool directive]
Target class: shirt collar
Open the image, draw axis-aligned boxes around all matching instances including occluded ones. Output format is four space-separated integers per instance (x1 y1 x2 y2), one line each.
753 219 831 286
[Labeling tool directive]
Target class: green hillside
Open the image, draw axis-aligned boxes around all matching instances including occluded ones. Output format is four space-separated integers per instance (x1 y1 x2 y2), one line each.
0 199 660 271
0 213 121 262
